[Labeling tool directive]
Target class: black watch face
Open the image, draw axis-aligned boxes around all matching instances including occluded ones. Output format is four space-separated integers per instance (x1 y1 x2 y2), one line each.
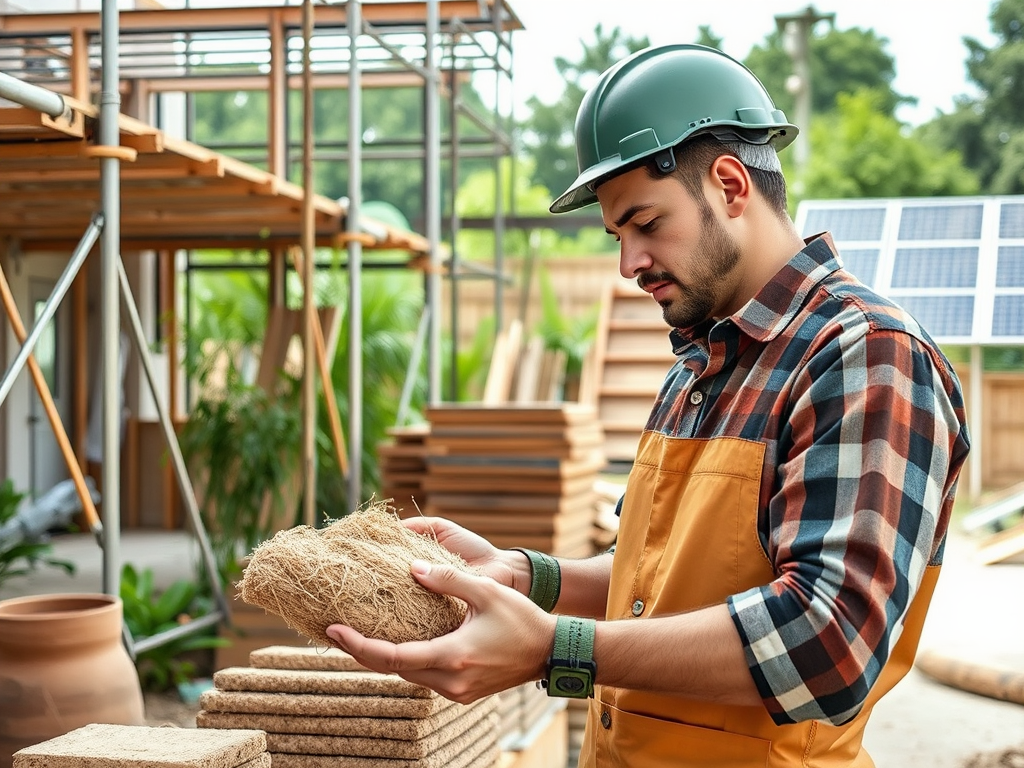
550 667 592 698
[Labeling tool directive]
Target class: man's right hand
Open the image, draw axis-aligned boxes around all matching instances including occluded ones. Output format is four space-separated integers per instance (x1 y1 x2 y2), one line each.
402 516 533 597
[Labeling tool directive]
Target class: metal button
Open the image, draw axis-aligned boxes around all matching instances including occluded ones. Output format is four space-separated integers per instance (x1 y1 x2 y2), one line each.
689 390 704 405
631 599 645 616
601 710 612 729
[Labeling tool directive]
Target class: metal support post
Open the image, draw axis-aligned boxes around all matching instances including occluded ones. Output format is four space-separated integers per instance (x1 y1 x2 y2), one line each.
0 215 102 409
99 0 123 597
347 0 364 508
300 0 318 527
116 259 228 628
425 0 441 404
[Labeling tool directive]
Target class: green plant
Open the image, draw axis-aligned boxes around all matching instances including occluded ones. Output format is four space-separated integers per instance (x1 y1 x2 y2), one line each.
120 563 228 692
179 376 303 586
0 479 74 591
534 268 599 398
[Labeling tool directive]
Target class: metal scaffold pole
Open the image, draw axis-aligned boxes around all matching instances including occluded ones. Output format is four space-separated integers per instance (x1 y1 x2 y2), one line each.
347 0 364 508
99 0 122 596
425 0 441 405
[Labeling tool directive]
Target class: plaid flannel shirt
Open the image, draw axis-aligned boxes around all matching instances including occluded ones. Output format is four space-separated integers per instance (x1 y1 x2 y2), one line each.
633 232 970 726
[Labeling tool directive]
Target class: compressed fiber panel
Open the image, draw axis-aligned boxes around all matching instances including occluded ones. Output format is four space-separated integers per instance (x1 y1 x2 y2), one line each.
13 724 266 768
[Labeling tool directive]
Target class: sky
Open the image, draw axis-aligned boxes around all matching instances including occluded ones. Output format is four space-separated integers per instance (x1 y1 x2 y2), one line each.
504 0 999 127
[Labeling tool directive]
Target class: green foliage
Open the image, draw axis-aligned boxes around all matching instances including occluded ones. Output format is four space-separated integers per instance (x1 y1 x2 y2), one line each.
745 26 909 120
311 270 426 514
522 24 650 198
797 90 980 203
919 0 1024 193
120 563 227 692
178 377 302 584
534 268 599 384
0 480 74 590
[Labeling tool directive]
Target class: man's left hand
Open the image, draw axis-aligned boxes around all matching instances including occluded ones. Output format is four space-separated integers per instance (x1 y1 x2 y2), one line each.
325 559 555 704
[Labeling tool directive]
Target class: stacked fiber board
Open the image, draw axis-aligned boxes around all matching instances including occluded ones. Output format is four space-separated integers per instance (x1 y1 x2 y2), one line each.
198 645 501 768
13 724 267 767
377 424 432 515
419 404 604 558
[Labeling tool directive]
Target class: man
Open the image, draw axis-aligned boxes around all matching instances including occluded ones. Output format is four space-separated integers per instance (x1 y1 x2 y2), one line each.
328 44 970 766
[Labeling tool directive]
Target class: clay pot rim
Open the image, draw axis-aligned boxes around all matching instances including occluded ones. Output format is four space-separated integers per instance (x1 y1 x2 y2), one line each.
0 592 120 621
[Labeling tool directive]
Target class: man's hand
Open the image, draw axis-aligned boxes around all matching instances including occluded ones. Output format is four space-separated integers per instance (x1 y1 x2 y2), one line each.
326 559 555 704
402 516 532 596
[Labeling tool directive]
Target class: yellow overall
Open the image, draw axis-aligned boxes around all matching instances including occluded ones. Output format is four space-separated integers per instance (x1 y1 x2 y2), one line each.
580 433 940 767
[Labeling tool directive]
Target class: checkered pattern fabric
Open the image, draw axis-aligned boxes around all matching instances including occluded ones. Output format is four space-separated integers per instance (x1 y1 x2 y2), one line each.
636 233 970 726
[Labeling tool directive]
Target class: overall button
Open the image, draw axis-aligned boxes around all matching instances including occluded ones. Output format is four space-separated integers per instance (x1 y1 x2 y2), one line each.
689 390 704 405
631 599 645 616
601 710 612 729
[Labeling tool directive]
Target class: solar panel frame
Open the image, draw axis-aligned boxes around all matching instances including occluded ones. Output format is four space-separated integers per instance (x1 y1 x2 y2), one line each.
794 196 1024 345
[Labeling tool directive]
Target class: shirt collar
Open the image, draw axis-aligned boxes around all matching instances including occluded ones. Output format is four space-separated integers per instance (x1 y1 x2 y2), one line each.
669 232 842 351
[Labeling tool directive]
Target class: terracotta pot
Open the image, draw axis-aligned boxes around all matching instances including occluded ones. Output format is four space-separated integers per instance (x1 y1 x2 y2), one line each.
0 593 144 767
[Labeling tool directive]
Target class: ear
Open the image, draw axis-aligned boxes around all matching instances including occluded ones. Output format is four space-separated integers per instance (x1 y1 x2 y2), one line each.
707 154 751 217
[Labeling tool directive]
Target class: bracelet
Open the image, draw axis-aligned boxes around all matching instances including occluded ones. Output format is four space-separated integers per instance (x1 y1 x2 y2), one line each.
511 547 561 612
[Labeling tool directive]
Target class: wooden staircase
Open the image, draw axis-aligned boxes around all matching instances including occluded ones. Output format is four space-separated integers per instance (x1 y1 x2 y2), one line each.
582 281 676 465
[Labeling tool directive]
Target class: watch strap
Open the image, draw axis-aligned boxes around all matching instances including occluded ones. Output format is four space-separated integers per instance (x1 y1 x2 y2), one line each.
545 615 597 698
553 615 595 668
511 547 561 612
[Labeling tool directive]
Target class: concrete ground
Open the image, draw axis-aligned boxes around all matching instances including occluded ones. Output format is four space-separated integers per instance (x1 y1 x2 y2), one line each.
2 523 1023 766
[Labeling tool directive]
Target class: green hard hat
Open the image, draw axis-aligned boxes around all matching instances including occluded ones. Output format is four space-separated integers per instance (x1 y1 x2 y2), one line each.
549 43 797 214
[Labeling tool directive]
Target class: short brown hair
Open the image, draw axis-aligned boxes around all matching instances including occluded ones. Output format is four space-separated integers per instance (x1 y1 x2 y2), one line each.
644 134 789 218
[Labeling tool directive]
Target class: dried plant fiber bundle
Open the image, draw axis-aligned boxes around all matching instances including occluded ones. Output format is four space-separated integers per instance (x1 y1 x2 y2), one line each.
239 500 474 646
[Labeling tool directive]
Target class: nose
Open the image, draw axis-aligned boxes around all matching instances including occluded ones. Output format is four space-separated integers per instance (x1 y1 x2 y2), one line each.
618 237 652 279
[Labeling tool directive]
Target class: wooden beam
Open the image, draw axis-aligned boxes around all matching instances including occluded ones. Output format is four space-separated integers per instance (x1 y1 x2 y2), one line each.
0 3 521 35
70 27 91 103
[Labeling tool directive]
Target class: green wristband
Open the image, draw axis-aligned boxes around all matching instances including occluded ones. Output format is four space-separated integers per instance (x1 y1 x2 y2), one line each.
511 547 561 612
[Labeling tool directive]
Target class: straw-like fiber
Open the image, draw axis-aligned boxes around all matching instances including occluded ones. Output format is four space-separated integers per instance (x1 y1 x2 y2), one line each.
196 697 475 739
213 666 433 697
261 697 497 759
199 689 447 719
12 724 266 768
266 712 500 768
249 645 368 672
239 501 474 645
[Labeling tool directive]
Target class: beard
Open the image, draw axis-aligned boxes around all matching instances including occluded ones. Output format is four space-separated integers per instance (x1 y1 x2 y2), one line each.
638 208 741 330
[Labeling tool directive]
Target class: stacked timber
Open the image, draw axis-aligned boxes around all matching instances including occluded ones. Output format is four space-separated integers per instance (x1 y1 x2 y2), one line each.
377 424 433 515
418 404 605 558
13 724 267 767
198 646 501 768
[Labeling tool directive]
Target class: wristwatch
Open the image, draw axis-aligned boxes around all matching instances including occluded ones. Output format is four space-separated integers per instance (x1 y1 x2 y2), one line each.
541 615 597 698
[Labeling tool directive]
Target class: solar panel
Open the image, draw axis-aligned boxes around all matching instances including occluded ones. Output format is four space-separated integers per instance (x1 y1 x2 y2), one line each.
795 197 1024 345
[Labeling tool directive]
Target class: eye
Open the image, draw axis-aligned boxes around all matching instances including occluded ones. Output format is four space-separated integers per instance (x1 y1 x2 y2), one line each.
637 219 658 234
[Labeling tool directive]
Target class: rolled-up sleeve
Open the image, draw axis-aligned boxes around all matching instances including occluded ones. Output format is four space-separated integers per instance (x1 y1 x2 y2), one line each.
727 325 969 726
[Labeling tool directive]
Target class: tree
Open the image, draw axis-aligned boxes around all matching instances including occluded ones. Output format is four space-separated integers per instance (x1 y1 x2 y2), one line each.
917 0 1024 194
521 24 650 198
798 90 979 203
744 26 911 120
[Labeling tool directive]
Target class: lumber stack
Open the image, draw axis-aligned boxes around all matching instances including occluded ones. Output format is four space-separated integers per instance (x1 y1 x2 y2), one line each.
378 424 433 515
13 724 267 768
418 404 605 558
198 646 501 768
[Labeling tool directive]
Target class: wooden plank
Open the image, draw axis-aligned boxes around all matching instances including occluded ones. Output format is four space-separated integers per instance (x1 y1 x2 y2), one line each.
426 402 596 426
513 336 545 404
423 474 598 497
483 318 523 405
425 491 598 514
421 509 595 536
975 518 1024 565
426 454 605 477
